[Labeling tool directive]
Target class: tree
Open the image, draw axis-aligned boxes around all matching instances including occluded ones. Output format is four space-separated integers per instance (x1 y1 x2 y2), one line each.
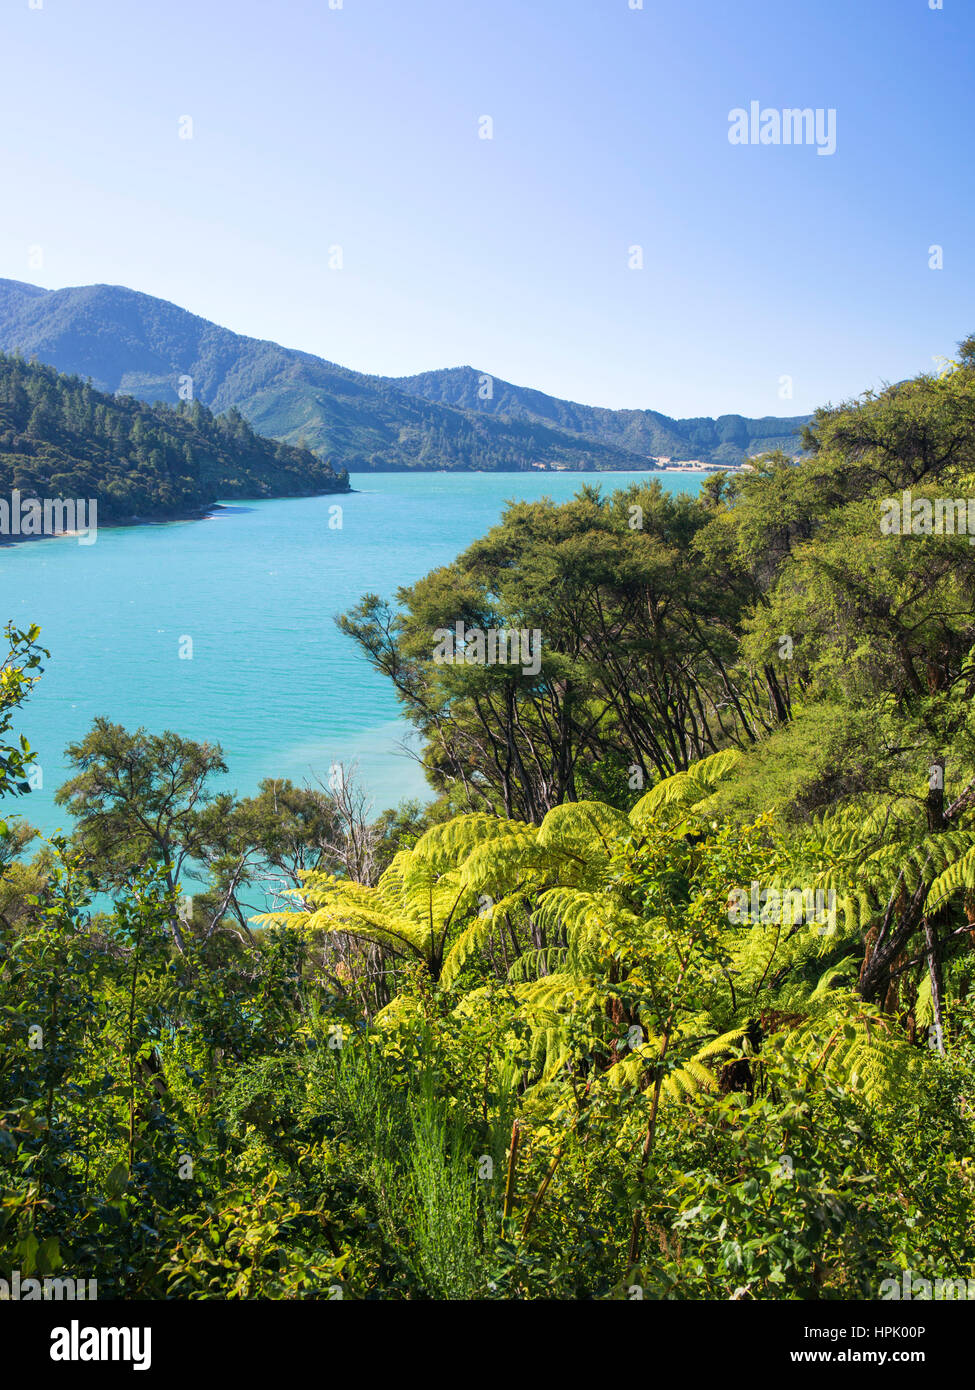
55 720 227 952
191 766 390 939
339 484 785 824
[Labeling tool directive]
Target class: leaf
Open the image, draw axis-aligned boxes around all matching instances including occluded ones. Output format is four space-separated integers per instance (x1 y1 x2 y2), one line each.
104 1162 129 1201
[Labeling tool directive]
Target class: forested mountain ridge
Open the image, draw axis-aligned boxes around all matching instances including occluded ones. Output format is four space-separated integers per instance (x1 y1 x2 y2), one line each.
0 279 807 469
385 364 810 466
0 353 349 525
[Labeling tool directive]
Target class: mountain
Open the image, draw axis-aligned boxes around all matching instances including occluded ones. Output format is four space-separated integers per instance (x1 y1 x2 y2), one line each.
384 366 809 467
0 353 348 527
0 281 651 473
0 280 809 470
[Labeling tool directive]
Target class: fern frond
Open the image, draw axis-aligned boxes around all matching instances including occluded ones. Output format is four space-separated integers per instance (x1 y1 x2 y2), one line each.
629 748 742 826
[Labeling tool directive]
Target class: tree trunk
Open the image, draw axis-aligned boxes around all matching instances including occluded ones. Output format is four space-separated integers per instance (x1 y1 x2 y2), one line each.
925 916 946 1056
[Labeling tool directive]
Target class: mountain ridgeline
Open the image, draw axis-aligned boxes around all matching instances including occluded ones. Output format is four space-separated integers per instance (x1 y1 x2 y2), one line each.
0 280 809 471
0 353 349 526
384 366 809 467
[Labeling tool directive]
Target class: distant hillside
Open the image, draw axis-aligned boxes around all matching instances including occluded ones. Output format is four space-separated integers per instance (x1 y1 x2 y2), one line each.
0 280 808 470
0 282 652 473
384 366 809 466
0 353 348 525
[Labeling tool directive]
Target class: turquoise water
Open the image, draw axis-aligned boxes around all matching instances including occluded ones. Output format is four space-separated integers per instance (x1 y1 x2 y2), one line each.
0 470 706 839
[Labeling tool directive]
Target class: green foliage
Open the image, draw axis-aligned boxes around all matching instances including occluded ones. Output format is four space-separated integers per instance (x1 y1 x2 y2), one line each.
0 621 46 806
339 483 789 820
8 343 975 1299
0 352 347 525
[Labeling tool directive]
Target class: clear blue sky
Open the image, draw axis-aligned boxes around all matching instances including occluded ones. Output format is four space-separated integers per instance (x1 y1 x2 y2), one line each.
0 0 970 417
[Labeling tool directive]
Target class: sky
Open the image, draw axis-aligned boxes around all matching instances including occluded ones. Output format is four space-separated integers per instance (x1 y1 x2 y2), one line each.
0 0 970 418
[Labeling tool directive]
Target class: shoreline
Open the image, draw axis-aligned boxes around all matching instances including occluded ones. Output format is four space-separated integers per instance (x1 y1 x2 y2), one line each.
353 465 731 474
0 486 354 548
0 467 728 549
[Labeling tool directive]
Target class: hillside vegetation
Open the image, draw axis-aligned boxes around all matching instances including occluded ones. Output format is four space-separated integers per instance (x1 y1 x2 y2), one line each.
387 364 809 466
2 344 975 1300
0 353 348 525
0 279 807 470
